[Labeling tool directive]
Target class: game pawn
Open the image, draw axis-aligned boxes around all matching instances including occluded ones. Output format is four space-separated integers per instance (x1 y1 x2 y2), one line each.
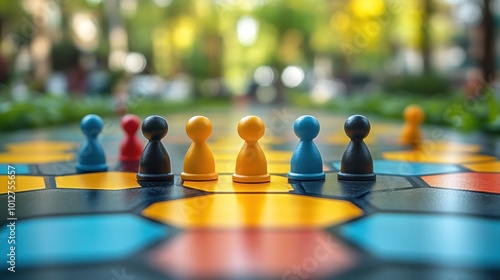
233 115 270 183
400 104 425 147
76 114 108 173
338 115 376 181
288 115 325 181
119 114 143 162
137 115 174 181
181 116 218 181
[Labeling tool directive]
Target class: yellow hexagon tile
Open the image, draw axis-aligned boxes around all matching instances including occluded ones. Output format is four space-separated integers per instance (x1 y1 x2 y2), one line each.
0 153 74 164
382 151 495 164
142 194 363 229
420 141 481 153
56 172 140 190
183 175 293 193
463 161 500 172
0 176 45 194
6 141 77 152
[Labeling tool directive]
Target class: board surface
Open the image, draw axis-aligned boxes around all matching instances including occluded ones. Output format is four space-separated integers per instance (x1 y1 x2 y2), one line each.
1 106 500 280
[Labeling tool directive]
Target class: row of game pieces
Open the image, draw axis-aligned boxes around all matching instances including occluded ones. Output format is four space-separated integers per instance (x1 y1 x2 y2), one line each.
76 104 425 183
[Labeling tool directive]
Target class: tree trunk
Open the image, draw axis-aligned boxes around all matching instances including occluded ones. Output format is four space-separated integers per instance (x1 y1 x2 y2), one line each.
481 0 495 83
421 0 433 74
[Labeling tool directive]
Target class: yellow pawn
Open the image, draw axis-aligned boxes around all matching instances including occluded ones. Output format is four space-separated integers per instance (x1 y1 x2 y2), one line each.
233 115 270 183
181 116 218 181
400 105 425 147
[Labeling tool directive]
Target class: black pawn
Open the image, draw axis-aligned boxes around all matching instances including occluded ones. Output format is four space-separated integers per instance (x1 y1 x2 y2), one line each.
338 115 376 181
137 115 174 181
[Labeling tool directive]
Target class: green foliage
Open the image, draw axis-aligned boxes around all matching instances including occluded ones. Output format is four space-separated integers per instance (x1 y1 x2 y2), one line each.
290 89 500 133
443 88 500 131
0 95 113 131
0 94 231 132
383 74 452 96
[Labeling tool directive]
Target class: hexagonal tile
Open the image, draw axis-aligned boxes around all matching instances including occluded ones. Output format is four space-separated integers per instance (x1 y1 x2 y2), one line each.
56 172 139 190
422 172 500 194
292 173 414 199
463 161 500 173
6 141 77 152
382 151 494 164
0 175 45 194
0 186 205 221
0 164 30 175
0 153 74 164
332 160 463 176
0 214 171 269
367 188 500 218
339 213 500 269
142 194 363 229
418 141 481 153
182 175 293 193
36 161 77 175
148 230 358 279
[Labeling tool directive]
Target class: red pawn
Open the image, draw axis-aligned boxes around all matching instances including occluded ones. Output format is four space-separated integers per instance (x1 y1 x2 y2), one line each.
120 114 143 162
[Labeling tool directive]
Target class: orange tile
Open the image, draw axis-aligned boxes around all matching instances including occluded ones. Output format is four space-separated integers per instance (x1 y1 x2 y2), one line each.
422 172 500 194
148 230 357 279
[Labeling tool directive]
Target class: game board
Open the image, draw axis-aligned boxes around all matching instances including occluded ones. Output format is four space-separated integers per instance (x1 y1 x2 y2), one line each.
1 106 500 280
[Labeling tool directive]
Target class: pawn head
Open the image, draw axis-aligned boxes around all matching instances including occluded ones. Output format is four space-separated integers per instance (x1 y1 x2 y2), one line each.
141 115 168 141
404 105 425 125
81 114 103 138
121 114 140 135
294 115 320 141
344 115 370 140
186 115 212 142
237 115 265 142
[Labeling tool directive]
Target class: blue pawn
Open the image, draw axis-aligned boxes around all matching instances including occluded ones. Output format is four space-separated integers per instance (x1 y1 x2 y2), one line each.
288 115 325 181
76 114 108 173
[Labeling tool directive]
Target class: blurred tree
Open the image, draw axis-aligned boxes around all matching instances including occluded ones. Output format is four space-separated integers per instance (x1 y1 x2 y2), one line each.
252 0 325 101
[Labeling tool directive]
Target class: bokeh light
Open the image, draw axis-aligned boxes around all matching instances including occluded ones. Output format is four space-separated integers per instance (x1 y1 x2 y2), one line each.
281 66 305 88
237 16 259 46
254 66 275 87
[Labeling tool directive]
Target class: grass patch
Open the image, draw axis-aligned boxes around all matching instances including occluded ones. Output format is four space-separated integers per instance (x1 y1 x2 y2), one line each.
0 94 231 131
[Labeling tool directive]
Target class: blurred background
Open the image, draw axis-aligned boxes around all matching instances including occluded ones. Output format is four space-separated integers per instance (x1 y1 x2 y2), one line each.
1 0 500 132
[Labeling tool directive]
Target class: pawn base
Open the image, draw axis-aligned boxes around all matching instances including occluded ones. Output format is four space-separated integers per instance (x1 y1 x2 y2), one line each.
288 171 325 181
337 172 376 181
137 172 174 182
76 163 108 174
181 172 218 181
232 173 270 183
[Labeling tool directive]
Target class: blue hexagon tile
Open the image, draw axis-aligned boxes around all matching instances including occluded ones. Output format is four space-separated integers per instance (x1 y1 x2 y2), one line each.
339 213 500 269
0 214 172 268
332 160 462 176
